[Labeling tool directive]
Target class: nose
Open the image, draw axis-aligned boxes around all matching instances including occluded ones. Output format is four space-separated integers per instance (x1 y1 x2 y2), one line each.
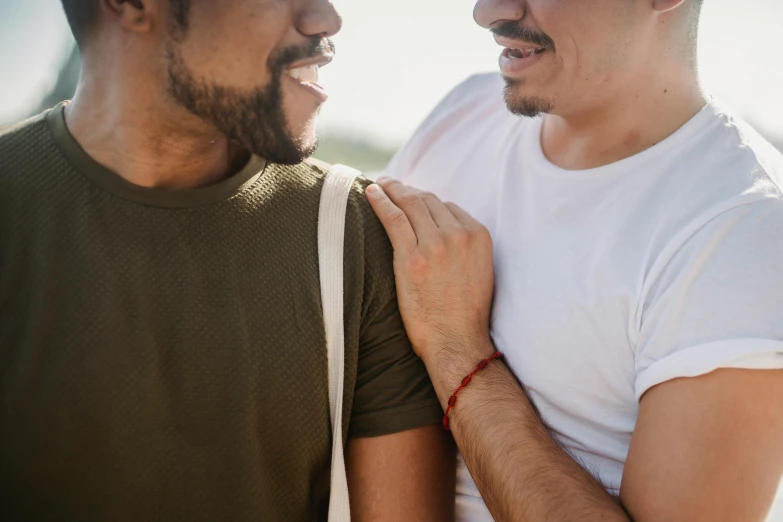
297 0 343 38
473 0 525 29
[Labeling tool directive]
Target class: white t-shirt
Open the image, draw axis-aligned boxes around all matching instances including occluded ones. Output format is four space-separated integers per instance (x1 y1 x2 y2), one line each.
386 73 783 521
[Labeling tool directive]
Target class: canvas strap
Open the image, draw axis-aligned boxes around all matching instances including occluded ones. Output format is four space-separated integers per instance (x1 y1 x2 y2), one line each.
318 164 360 522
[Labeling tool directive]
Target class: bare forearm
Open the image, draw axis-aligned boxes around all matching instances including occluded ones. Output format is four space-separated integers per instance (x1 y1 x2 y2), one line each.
427 342 629 522
365 180 628 519
366 180 783 521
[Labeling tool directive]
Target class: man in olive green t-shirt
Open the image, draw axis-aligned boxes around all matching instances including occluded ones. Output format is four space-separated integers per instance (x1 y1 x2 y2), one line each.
0 1 454 521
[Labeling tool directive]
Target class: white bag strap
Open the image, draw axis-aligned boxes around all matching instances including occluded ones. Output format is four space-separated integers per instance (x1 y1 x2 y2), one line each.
318 163 360 522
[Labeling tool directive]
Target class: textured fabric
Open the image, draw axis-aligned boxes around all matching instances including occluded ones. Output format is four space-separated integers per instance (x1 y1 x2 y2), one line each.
387 73 783 519
0 104 442 522
318 164 360 522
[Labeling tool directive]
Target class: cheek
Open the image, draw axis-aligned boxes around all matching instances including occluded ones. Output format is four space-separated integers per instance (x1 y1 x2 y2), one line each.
570 7 638 79
548 30 619 93
534 0 629 80
176 3 290 90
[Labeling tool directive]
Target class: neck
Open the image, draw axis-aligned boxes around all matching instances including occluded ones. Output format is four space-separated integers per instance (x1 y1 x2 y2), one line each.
540 61 707 171
64 67 250 190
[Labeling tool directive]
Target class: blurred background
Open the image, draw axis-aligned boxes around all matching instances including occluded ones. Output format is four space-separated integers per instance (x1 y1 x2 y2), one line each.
0 1 782 516
0 0 781 173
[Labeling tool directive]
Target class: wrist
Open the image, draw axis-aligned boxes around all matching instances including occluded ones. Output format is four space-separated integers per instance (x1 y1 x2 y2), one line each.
422 334 498 406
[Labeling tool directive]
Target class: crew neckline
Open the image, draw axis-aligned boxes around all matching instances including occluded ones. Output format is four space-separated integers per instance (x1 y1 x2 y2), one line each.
46 102 267 208
525 99 720 180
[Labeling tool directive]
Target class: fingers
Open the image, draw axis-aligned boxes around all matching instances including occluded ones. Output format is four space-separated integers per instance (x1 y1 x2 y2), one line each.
376 178 442 243
445 202 493 254
419 191 462 230
365 183 417 253
365 179 490 258
445 202 483 230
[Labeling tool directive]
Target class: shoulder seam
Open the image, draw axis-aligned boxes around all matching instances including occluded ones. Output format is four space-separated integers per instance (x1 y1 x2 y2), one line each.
722 115 782 196
632 194 781 346
0 111 48 140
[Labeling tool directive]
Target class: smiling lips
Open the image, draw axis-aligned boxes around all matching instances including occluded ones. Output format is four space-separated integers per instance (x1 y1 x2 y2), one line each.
287 64 320 85
504 47 547 60
283 43 547 96
285 54 333 102
498 43 549 76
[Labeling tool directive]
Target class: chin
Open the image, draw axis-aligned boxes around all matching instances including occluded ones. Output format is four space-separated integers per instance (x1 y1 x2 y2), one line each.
297 134 319 160
300 128 319 152
505 92 554 118
503 78 554 118
289 118 319 150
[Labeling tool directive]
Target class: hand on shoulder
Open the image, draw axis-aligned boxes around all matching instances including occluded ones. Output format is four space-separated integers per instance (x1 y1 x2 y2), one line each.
365 177 496 368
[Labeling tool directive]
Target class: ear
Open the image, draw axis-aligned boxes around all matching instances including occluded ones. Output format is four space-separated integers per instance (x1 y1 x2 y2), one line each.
651 0 687 13
101 0 158 34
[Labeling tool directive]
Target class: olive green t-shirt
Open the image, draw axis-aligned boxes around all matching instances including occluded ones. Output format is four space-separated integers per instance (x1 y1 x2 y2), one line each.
0 104 442 521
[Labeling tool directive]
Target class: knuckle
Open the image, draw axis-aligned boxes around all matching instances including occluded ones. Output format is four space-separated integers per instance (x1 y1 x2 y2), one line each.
387 208 408 228
469 222 488 236
408 253 430 274
427 238 448 259
381 178 402 191
449 227 471 247
475 225 492 244
445 201 462 213
399 193 422 208
420 191 440 204
383 178 402 188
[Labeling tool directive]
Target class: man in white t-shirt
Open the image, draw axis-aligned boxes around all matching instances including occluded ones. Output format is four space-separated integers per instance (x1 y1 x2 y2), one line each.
364 0 783 520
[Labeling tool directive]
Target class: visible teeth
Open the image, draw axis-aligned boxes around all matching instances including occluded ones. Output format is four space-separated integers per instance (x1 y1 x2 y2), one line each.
287 65 319 83
508 48 525 59
508 47 546 59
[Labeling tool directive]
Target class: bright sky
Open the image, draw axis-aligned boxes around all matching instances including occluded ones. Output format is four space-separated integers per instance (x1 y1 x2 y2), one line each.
1 0 781 147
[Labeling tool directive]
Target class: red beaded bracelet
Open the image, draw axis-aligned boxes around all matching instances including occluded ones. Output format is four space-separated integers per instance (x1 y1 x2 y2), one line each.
442 352 504 430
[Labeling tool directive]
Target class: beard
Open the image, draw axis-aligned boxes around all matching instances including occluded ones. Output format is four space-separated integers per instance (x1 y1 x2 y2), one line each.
503 78 554 118
492 21 556 118
166 38 333 165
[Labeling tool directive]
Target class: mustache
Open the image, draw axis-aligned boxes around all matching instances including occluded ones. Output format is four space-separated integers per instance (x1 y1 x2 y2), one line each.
270 38 336 70
491 22 556 52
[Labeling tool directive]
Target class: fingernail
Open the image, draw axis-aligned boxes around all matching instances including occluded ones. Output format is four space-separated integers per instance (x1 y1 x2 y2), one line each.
366 184 383 196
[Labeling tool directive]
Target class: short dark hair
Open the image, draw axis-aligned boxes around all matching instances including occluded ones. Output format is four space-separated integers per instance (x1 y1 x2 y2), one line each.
687 0 705 46
692 0 705 19
60 0 191 48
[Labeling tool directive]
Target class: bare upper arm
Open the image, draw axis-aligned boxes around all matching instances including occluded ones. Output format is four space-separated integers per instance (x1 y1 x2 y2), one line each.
346 424 456 522
621 368 783 522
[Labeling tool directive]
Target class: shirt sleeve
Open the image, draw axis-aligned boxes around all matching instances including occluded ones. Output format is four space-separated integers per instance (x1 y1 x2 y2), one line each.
344 178 443 438
635 197 783 401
